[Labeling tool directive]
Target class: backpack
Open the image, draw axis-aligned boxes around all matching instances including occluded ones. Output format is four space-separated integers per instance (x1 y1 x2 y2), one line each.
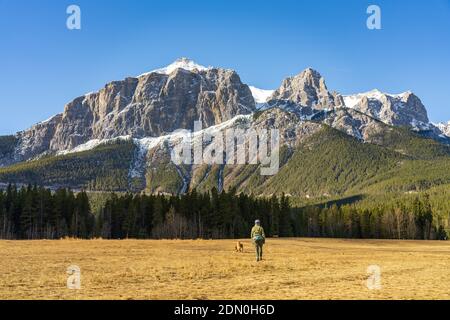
253 234 264 244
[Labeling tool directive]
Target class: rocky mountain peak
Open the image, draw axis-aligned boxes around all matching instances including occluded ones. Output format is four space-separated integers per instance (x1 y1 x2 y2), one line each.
3 60 448 170
9 59 255 162
141 57 210 77
436 121 450 137
302 67 323 80
270 68 342 110
343 89 429 129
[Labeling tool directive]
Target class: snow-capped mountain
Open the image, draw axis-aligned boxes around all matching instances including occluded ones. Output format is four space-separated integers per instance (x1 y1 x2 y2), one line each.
342 89 430 131
10 58 255 163
343 89 407 109
1 58 449 172
140 57 211 76
1 58 450 195
436 121 450 137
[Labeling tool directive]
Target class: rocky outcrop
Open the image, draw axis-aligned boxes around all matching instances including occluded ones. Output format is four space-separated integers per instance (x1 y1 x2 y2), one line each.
15 114 63 161
270 68 344 110
14 59 255 159
436 121 450 137
4 60 448 170
320 108 389 142
343 90 429 130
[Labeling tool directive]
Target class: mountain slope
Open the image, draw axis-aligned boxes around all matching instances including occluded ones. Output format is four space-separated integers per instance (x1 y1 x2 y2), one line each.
5 58 255 165
0 135 17 166
1 59 450 199
0 140 135 191
2 109 449 199
237 125 405 196
343 89 430 130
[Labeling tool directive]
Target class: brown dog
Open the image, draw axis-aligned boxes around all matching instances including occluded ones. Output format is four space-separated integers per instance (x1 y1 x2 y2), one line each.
235 241 244 253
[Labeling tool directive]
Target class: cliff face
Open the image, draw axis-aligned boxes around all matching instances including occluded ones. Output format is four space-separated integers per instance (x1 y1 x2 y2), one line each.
2 59 448 170
270 68 344 109
13 59 255 161
1 60 450 194
343 90 430 129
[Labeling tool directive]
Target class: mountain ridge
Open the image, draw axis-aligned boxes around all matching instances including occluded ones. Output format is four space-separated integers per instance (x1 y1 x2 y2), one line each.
6 58 450 161
1 58 450 197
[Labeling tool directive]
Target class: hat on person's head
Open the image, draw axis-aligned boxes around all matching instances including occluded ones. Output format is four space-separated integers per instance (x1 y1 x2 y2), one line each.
255 220 261 225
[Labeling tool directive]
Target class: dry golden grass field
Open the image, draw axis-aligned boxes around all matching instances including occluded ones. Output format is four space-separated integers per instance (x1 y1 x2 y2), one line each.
0 238 449 300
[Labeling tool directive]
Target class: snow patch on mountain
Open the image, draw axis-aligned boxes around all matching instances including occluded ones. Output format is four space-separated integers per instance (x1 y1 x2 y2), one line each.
129 139 150 180
140 58 211 77
410 119 433 132
35 114 60 126
57 136 132 156
249 86 275 104
57 114 254 157
175 166 191 194
343 89 411 109
342 89 431 131
435 121 450 137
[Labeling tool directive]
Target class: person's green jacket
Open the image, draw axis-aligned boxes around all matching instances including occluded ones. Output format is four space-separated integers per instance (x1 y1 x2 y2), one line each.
251 225 266 240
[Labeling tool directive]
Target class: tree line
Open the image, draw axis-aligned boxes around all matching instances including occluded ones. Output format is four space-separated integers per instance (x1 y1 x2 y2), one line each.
293 195 448 240
0 184 448 240
0 185 93 239
0 185 291 239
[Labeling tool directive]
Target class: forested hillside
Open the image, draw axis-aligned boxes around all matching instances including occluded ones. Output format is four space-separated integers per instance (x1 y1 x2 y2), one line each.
0 140 134 191
1 123 450 199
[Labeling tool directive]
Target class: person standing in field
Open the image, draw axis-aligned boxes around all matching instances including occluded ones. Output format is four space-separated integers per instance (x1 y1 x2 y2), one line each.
251 220 266 262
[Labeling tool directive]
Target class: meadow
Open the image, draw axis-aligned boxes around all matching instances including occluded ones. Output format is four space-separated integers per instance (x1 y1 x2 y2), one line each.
0 238 449 300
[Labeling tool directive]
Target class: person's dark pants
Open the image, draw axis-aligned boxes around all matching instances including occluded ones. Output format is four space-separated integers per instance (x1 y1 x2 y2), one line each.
255 240 263 261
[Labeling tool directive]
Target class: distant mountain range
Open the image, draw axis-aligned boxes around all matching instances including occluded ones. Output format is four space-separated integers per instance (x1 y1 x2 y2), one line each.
0 58 449 198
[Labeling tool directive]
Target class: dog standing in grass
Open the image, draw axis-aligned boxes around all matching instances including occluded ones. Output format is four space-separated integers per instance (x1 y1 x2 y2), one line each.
235 241 244 253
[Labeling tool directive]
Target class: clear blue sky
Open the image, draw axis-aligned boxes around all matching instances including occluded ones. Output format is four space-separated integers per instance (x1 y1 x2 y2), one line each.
1 0 449 135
